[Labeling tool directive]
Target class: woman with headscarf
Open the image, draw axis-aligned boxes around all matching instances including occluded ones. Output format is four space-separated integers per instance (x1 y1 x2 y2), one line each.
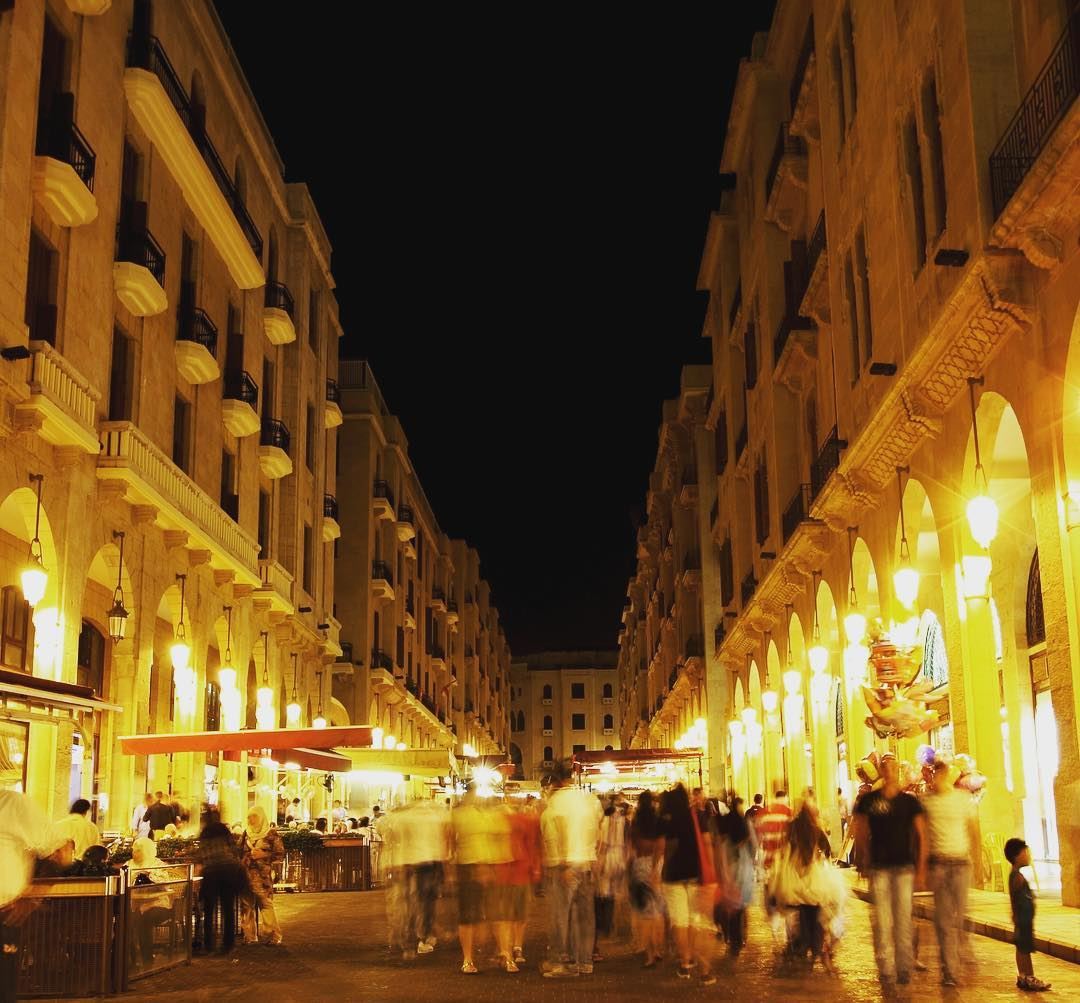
241 806 285 945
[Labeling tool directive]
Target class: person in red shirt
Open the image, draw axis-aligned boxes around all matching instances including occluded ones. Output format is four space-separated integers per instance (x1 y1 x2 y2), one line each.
500 800 542 966
756 790 793 872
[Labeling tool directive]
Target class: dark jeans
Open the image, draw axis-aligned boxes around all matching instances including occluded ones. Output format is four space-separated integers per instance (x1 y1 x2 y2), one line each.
797 904 823 957
594 895 615 938
201 875 237 952
725 908 746 952
1 915 19 1003
409 863 442 943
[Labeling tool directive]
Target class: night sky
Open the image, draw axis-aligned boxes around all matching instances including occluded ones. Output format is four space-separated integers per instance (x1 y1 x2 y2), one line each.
214 4 777 654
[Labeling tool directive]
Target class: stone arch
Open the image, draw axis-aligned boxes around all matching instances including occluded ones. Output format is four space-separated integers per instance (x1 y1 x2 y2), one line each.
329 697 349 727
0 485 61 613
848 536 881 631
893 476 943 619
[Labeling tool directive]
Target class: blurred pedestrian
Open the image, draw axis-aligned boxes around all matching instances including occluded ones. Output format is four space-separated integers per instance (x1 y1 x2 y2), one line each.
594 799 628 956
628 791 665 967
196 813 247 955
54 798 101 858
241 806 285 945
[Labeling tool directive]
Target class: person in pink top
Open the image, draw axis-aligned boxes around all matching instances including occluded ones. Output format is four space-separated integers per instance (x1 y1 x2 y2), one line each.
500 801 542 965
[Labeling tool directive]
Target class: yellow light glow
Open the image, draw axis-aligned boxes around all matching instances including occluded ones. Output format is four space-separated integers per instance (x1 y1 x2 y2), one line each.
255 706 275 730
313 714 327 729
962 554 993 599
395 741 406 750
844 611 866 646
694 717 707 731
371 727 384 749
383 734 397 750
286 701 302 725
808 643 829 674
257 683 273 706
170 639 191 674
218 666 237 691
21 562 47 608
811 672 832 707
762 689 779 714
783 669 802 696
966 493 999 549
843 643 869 687
894 565 920 609
728 719 743 738
674 738 685 750
741 706 757 726
260 756 277 769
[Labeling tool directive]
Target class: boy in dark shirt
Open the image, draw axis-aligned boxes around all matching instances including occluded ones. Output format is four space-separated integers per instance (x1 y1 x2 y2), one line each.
1004 838 1050 992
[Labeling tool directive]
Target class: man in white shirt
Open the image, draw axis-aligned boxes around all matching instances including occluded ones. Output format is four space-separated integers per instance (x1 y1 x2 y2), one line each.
55 798 101 859
922 761 978 987
132 793 153 839
1 789 70 1003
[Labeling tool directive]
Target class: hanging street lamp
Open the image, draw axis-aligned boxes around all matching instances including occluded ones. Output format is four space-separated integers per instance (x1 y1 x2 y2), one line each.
312 667 327 728
107 531 129 643
21 473 47 608
255 631 275 730
893 466 920 609
807 570 829 674
219 606 241 730
843 527 866 645
966 376 999 549
286 652 302 725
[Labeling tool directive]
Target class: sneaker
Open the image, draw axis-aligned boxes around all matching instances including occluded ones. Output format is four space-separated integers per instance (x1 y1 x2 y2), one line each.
542 965 579 979
461 961 478 974
914 959 928 971
942 973 958 987
417 941 434 955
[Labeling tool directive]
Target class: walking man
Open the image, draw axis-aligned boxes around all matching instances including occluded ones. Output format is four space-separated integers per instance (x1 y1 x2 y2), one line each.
923 760 978 986
852 756 927 986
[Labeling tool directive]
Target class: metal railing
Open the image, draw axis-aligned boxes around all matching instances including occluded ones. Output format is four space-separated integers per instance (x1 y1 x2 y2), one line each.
260 418 290 454
324 493 338 520
810 425 846 500
766 122 807 202
397 504 414 526
447 598 459 613
339 359 391 416
177 298 218 357
373 479 395 508
782 482 813 543
371 560 393 584
126 864 193 983
370 648 393 671
807 209 827 278
223 370 258 407
431 644 446 660
432 586 447 602
741 569 758 608
990 6 1080 218
37 94 96 190
264 280 294 317
117 215 165 285
326 377 340 403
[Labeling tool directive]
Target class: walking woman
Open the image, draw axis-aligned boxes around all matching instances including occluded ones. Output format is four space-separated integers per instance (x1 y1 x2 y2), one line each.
241 806 285 945
715 796 757 956
658 784 716 984
628 791 665 967
196 813 248 955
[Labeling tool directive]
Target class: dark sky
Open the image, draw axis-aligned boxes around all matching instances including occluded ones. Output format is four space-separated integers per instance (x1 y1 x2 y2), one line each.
214 4 777 655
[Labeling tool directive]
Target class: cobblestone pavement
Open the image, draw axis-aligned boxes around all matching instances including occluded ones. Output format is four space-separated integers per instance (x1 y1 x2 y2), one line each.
83 887 1080 1003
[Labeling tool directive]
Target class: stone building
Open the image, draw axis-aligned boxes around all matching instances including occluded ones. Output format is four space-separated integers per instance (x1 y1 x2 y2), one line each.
510 650 619 779
619 0 1080 904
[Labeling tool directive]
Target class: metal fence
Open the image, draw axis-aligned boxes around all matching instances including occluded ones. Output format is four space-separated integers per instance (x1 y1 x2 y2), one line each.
282 842 370 892
126 865 193 983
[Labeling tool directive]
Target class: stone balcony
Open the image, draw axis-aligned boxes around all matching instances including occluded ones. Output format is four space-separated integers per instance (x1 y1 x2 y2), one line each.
322 614 343 659
13 340 100 455
763 122 808 233
253 558 294 616
31 95 97 229
97 421 260 586
263 281 296 346
64 0 111 12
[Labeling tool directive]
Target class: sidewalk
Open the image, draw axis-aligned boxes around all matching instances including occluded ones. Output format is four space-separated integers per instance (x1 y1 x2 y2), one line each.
843 867 1080 965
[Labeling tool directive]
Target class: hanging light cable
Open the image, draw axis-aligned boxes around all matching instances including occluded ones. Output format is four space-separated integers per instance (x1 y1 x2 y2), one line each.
256 631 274 729
287 653 301 725
893 466 920 609
219 606 236 690
966 376 999 548
808 570 829 673
844 526 866 644
170 574 190 673
313 668 327 729
107 531 129 643
21 473 47 607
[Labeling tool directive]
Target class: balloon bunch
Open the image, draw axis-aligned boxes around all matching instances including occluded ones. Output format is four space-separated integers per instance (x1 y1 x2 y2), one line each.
914 744 989 800
854 751 884 797
860 620 938 738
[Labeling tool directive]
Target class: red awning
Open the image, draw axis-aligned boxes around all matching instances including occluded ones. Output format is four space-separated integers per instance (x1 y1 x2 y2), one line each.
118 726 371 762
573 747 703 773
222 747 352 772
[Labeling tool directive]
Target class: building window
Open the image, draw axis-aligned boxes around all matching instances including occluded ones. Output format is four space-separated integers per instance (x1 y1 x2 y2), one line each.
0 586 30 672
76 621 105 694
571 682 585 700
108 328 135 421
543 714 552 730
753 452 770 546
308 288 320 349
571 713 586 731
921 68 947 241
302 523 313 596
572 744 586 754
25 229 58 345
258 490 271 557
543 745 553 762
603 713 614 730
220 448 237 521
843 250 860 379
542 683 552 700
305 402 316 472
602 682 613 699
172 395 192 473
854 227 873 365
902 111 927 271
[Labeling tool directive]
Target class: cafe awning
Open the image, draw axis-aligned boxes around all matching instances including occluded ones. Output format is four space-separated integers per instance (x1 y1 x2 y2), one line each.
342 747 458 778
0 668 123 720
573 747 704 775
118 725 371 770
222 747 353 772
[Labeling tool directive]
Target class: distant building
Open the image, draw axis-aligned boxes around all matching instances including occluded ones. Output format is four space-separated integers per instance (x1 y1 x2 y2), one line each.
509 651 619 779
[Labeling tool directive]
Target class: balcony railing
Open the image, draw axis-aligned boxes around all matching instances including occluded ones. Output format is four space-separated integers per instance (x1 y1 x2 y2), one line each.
264 280 294 317
431 645 446 661
223 370 258 407
397 505 413 526
339 360 390 416
734 419 748 460
370 649 393 671
432 586 446 602
340 641 354 664
447 598 459 614
25 340 99 439
324 493 338 520
765 122 807 202
807 209 827 278
740 569 758 608
177 296 218 357
37 94 95 190
126 34 262 257
371 560 394 585
810 425 846 500
684 635 704 659
116 211 165 286
728 280 742 330
781 482 812 544
260 418 290 454
405 596 415 616
990 7 1080 218
326 378 340 404
373 479 395 508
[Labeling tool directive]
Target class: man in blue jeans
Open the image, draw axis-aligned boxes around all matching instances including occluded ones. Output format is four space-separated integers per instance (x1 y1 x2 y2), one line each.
852 756 928 986
540 761 601 978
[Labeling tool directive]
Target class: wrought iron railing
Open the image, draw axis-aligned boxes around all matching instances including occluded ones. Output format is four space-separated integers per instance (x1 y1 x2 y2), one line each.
37 94 96 190
447 598 459 613
264 280 294 317
371 560 393 585
223 370 258 407
810 425 846 500
370 649 393 671
117 210 165 285
782 482 813 543
324 493 338 520
432 586 446 602
373 479 395 508
326 377 340 403
260 418 290 454
397 504 414 526
990 7 1080 218
177 294 218 357
431 644 446 660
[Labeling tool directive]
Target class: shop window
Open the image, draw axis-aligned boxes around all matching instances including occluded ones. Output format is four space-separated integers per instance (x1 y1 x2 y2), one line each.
571 713 585 731
76 621 105 694
205 680 221 732
0 586 30 672
1027 550 1045 646
921 610 949 689
571 682 585 700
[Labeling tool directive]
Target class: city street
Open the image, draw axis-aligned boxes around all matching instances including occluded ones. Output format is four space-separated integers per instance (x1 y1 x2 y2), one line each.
79 887 1080 1003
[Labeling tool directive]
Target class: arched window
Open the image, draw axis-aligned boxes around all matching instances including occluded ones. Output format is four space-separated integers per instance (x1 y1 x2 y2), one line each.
543 714 552 730
244 662 258 730
516 710 525 731
76 621 106 693
603 713 614 730
604 744 614 751
542 683 552 700
921 610 949 689
543 745 553 762
1027 550 1045 647
0 586 30 672
602 682 613 698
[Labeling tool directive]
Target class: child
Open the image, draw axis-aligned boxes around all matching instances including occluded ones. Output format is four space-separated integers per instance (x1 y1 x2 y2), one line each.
1004 837 1051 992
